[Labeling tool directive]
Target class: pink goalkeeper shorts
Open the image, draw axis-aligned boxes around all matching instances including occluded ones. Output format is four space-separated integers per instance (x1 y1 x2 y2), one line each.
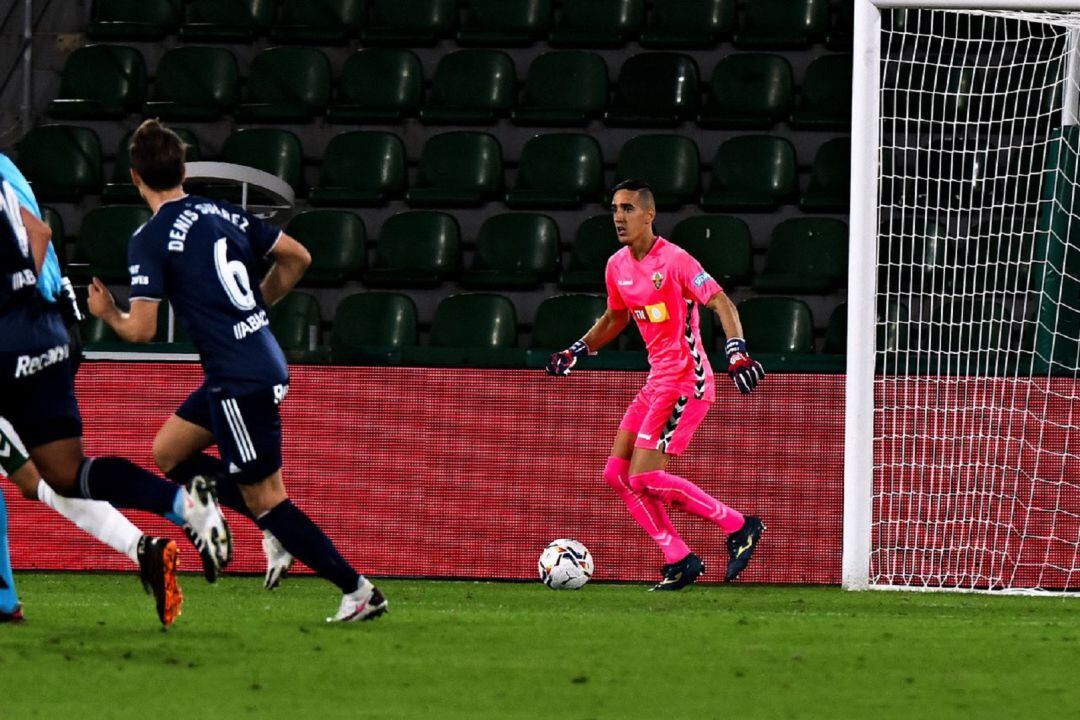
618 383 712 456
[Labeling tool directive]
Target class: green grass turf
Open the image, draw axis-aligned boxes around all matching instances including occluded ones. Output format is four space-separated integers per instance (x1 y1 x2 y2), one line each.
1 574 1078 719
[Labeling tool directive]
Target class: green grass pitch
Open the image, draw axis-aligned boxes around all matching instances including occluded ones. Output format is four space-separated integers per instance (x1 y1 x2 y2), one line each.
2 573 1078 719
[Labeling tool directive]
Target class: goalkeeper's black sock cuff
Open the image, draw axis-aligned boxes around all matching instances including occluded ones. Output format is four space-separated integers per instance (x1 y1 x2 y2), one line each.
79 456 178 518
167 452 254 520
256 500 360 593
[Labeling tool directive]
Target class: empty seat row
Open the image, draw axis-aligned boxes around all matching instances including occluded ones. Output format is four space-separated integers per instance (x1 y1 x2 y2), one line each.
65 205 848 295
49 45 852 130
87 0 850 50
19 125 851 213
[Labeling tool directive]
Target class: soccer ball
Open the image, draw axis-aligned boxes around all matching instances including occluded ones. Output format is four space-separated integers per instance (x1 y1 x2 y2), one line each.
537 539 593 590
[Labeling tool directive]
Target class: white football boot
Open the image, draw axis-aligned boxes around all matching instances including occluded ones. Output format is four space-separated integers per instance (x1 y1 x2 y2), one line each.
326 577 388 623
262 530 294 590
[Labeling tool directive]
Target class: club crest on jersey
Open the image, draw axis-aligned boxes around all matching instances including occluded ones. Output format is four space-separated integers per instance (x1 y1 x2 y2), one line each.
652 271 664 290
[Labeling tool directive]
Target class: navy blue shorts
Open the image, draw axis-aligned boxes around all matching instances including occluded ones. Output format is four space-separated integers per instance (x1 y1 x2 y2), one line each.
176 382 288 485
0 353 82 449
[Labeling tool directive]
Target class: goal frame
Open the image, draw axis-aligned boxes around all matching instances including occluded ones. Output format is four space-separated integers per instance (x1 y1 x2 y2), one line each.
842 0 1080 592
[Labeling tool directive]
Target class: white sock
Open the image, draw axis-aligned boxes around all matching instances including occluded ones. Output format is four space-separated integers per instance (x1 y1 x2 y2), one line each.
37 480 142 564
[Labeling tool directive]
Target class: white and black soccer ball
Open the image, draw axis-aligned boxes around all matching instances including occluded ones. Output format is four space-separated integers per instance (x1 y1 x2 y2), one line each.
538 539 593 590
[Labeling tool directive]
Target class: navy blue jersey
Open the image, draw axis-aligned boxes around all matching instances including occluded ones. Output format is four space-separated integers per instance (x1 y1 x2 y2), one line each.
127 195 288 394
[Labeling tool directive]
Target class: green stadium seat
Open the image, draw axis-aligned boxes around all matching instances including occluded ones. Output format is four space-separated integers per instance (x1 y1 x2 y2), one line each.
87 0 182 41
405 132 503 207
701 135 796 211
72 205 152 283
511 51 608 127
878 217 949 294
531 294 607 349
236 47 331 123
361 0 456 46
327 49 423 124
613 135 700 209
331 292 418 363
823 303 846 354
404 293 523 368
827 0 854 50
419 50 517 125
604 53 699 127
640 0 734 49
670 215 752 288
737 297 814 354
144 47 239 121
48 45 146 120
791 55 853 130
753 218 848 293
733 0 828 49
271 0 364 44
800 138 851 212
364 211 460 288
823 301 910 355
558 214 619 291
462 213 560 289
104 127 200 203
698 53 793 129
180 0 275 42
269 291 321 351
40 207 66 267
220 129 304 193
458 0 551 47
505 134 603 209
308 131 406 207
18 125 102 202
549 0 643 48
284 210 367 285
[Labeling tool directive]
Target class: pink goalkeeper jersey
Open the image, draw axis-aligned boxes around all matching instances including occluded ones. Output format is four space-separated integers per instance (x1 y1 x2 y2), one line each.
605 236 723 402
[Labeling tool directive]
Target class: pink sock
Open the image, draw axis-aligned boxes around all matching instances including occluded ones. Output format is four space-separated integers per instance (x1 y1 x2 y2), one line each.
628 470 745 534
603 457 692 564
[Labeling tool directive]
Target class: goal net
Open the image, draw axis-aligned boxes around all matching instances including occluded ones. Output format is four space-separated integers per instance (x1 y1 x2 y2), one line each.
848 2 1080 593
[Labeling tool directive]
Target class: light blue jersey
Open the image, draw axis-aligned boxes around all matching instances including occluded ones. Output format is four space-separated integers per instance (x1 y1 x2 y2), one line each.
0 153 61 303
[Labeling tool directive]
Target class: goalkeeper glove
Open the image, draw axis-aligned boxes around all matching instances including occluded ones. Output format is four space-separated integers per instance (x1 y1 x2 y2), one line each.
546 339 590 376
725 337 764 394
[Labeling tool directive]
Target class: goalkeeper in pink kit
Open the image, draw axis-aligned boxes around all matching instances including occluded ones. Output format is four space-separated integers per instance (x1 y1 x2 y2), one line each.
547 180 765 590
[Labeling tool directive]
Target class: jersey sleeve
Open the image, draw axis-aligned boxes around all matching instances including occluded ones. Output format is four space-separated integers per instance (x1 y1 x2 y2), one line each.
244 210 284 259
127 229 165 302
604 257 627 310
677 249 724 306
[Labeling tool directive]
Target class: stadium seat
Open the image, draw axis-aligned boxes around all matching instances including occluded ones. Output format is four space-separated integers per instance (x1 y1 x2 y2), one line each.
308 131 406 207
143 46 239 121
364 211 460 288
82 300 180 344
220 129 304 193
511 51 608 127
327 49 423 124
181 0 275 41
40 207 65 254
700 135 797 211
823 301 911 355
531 294 608 349
791 55 853 130
505 134 603 208
737 297 815 354
823 303 846 354
558 214 620 291
612 135 700 209
733 0 828 49
72 205 152 283
235 47 331 122
419 50 517 125
670 215 753 288
800 138 851 212
48 45 146 120
104 127 200 203
271 0 364 44
458 0 552 47
269 291 321 351
966 216 1033 292
549 0 643 47
361 0 456 46
933 298 1013 353
604 53 699 127
878 216 949 294
640 0 734 49
405 132 503 207
431 294 517 347
698 53 793 129
462 213 560 289
754 218 848 293
827 0 854 50
284 210 367 285
331 292 418 362
17 125 102 202
87 0 182 41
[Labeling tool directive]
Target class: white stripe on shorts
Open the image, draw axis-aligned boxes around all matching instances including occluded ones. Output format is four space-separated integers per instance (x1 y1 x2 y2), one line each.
222 398 256 463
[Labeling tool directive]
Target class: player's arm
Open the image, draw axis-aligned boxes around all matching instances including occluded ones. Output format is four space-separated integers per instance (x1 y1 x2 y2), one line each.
260 232 310 307
20 205 50 275
545 308 630 377
705 291 764 394
87 278 159 343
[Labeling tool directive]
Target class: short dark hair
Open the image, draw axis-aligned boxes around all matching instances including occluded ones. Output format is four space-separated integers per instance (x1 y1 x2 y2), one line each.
610 178 655 209
129 119 186 191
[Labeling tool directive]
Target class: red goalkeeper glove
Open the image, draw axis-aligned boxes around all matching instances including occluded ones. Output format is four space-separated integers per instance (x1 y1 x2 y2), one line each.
546 339 590 376
725 337 764 394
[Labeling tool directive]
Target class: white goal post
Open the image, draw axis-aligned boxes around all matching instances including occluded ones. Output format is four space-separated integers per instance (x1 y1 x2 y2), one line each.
845 0 1080 594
